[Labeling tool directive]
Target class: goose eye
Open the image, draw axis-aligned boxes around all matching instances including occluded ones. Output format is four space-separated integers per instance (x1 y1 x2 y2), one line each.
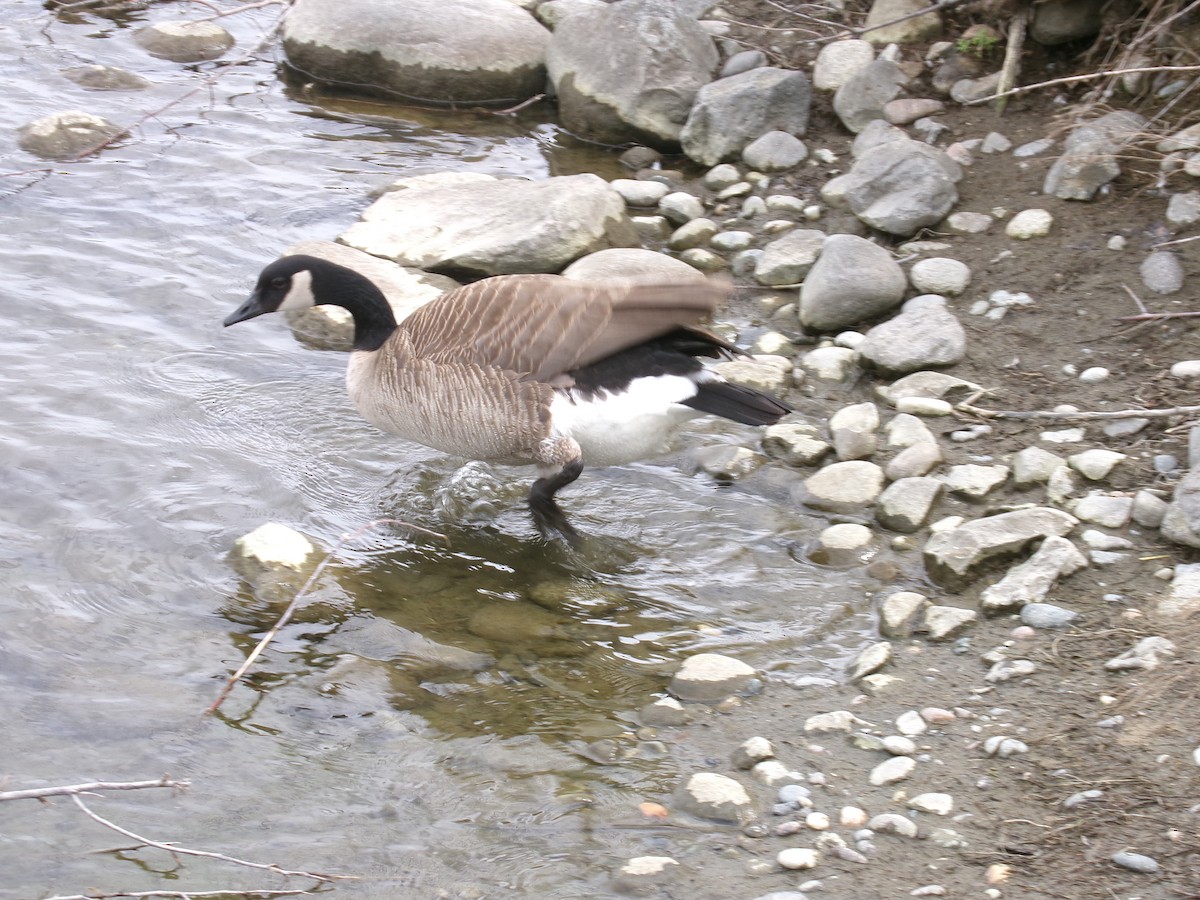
270 276 288 290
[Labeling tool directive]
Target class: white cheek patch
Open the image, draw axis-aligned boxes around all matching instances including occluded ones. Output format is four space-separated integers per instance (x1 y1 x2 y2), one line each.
277 269 315 311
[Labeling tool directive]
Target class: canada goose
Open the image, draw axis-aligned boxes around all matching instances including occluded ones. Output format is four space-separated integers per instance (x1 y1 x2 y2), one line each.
223 255 789 543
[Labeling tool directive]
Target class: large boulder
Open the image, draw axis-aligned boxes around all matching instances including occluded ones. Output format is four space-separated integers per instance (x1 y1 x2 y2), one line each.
798 234 906 332
823 137 961 237
680 67 812 166
545 0 718 146
338 172 639 277
282 0 551 104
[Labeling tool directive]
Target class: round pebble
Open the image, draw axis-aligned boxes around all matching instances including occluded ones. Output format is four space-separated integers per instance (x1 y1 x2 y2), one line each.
1078 366 1109 383
777 847 820 870
1006 208 1053 238
1111 850 1160 874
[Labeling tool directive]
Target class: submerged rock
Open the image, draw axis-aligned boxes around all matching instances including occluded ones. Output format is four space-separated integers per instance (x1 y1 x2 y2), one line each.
135 20 234 62
18 111 123 160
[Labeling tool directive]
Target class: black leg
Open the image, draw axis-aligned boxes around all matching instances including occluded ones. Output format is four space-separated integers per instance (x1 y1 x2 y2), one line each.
528 458 585 545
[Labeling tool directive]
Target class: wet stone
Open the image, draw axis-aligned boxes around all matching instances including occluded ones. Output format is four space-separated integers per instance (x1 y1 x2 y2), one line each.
676 772 753 822
669 653 756 701
135 20 234 62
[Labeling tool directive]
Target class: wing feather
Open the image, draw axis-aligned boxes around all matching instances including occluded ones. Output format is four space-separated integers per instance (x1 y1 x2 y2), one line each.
396 275 729 381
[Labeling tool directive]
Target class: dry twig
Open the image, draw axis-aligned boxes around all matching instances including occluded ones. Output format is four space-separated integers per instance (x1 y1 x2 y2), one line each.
958 402 1200 420
964 64 1200 106
0 777 187 803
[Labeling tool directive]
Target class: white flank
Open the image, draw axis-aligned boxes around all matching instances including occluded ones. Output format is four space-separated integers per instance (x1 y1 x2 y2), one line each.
277 269 316 311
549 374 703 468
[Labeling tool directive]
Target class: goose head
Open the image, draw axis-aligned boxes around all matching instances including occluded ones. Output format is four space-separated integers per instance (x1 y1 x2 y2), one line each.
223 255 322 326
223 255 398 351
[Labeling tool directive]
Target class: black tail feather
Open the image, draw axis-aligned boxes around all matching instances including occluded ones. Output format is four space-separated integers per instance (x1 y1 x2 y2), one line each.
684 380 790 426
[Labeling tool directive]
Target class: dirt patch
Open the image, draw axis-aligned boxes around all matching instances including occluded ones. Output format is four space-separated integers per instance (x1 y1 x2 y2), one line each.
636 4 1200 898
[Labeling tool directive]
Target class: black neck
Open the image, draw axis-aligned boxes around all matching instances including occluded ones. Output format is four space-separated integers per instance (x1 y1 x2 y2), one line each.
318 265 398 352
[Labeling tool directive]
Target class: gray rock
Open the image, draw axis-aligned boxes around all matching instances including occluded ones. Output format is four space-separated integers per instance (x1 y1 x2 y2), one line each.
1043 111 1146 200
884 97 946 125
921 605 977 640
1073 491 1133 528
660 193 708 225
703 163 742 190
1067 448 1127 480
712 356 791 393
284 0 547 103
17 111 123 160
923 507 1078 589
135 20 234 62
985 657 1037 682
1110 851 1160 874
800 460 886 512
1162 562 1200 617
879 590 930 638
762 421 832 467
813 39 874 90
639 696 692 726
690 445 763 480
1030 0 1103 45
560 247 704 283
1141 250 1185 294
949 71 1002 104
536 0 607 28
851 118 909 156
829 401 880 460
721 48 768 77
885 413 937 448
832 57 907 133
946 211 993 233
940 463 1010 499
609 178 670 207
667 217 718 249
799 234 907 331
909 258 971 295
849 641 892 679
670 653 756 701
676 772 754 822
681 67 812 166
877 477 944 532
858 295 967 374
862 0 943 44
1105 636 1175 670
979 535 1088 613
732 736 775 769
614 856 680 892
825 139 962 236
1020 602 1080 628
867 812 919 837
1167 191 1200 227
61 65 149 91
742 130 808 172
1011 446 1066 487
546 0 715 145
1132 489 1168 528
816 522 875 565
885 441 943 480
754 229 825 286
339 172 636 276
798 346 860 383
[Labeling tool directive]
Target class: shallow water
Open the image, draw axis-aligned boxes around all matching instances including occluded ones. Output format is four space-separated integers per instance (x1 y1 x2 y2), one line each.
0 4 871 896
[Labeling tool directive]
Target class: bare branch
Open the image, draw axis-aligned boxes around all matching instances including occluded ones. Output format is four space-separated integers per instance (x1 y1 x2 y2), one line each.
69 794 351 883
958 402 1200 420
0 777 187 803
964 65 1200 106
204 517 447 717
43 889 312 899
1116 310 1200 322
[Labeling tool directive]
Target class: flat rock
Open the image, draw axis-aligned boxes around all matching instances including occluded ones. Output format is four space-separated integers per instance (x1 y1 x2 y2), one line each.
340 172 636 277
921 605 977 640
923 508 1078 589
858 295 967 374
676 772 753 822
877 476 944 532
284 0 548 103
978 535 1089 613
801 460 886 511
669 653 756 701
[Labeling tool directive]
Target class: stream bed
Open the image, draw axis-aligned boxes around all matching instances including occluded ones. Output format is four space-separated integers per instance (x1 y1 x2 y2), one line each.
0 4 870 896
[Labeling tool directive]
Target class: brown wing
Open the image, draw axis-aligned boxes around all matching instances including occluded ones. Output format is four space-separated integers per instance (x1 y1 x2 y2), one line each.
395 275 730 381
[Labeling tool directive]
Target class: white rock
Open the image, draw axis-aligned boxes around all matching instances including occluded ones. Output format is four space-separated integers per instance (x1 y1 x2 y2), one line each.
677 773 753 821
870 755 916 786
896 709 927 735
1068 448 1127 480
1006 208 1053 238
805 710 869 733
777 847 820 870
669 653 756 701
883 735 917 755
908 792 954 815
867 812 918 837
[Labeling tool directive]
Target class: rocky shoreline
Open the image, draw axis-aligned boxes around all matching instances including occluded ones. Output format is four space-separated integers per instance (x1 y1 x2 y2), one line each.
27 0 1200 895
